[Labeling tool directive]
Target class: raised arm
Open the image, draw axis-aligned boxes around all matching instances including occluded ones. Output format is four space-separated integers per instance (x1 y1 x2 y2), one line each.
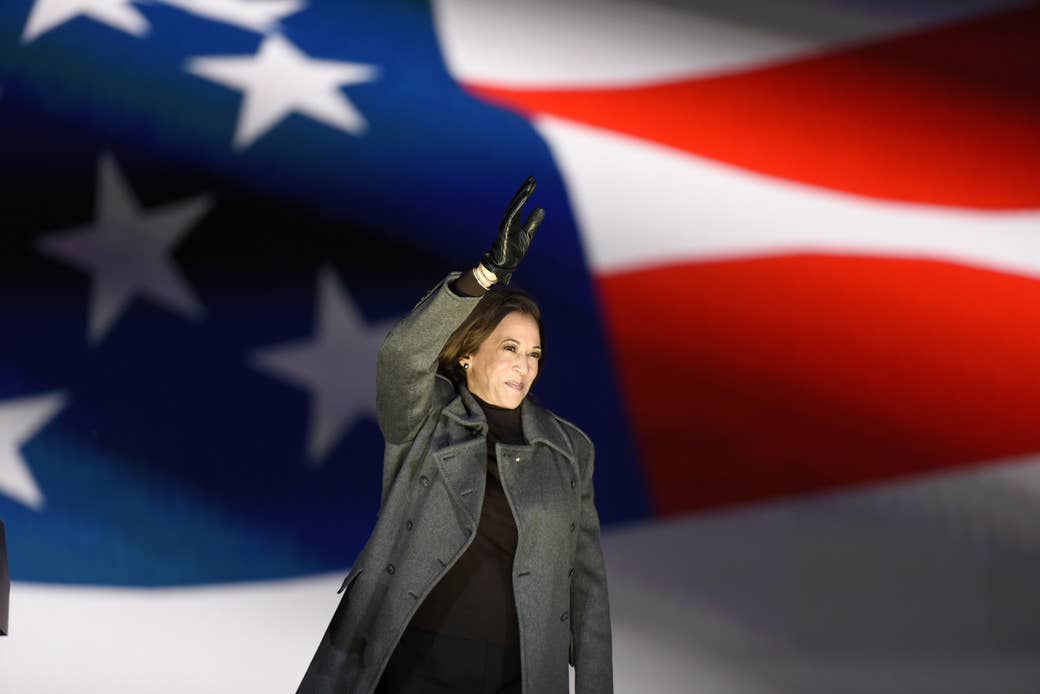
375 274 482 443
375 176 545 444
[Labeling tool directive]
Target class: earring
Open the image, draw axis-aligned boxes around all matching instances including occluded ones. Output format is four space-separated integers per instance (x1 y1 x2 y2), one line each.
462 363 470 370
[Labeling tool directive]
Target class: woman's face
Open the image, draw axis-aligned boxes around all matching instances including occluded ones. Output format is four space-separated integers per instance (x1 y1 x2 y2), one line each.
462 311 541 409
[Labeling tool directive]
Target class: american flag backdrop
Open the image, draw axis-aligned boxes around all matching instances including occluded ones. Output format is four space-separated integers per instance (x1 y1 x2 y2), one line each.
1 1 1039 692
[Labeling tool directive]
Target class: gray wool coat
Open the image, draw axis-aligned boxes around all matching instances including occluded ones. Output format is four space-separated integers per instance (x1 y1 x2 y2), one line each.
296 274 613 694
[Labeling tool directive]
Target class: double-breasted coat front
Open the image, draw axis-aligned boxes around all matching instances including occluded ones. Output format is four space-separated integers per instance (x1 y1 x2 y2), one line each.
296 274 613 694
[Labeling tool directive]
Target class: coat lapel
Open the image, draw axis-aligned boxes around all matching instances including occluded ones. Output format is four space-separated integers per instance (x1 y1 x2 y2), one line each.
520 399 577 463
497 399 580 531
432 385 579 528
433 386 488 525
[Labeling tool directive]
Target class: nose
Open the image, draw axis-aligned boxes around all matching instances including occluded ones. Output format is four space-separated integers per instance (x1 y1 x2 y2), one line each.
514 356 530 375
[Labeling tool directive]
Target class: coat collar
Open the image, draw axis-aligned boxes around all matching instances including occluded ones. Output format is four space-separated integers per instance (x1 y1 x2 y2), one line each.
436 375 577 462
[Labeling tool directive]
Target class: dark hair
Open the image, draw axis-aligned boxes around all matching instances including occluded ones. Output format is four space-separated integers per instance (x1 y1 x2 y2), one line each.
439 286 544 382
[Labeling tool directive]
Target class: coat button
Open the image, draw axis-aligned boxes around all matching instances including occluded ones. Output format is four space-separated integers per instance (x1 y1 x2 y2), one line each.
419 475 430 487
569 523 576 533
386 563 396 575
405 520 413 531
560 612 569 622
514 456 521 463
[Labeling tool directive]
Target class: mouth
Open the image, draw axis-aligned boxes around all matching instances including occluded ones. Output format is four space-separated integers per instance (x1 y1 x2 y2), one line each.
505 380 525 392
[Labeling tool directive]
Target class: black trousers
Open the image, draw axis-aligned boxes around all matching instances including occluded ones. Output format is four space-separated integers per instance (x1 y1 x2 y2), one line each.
376 627 522 694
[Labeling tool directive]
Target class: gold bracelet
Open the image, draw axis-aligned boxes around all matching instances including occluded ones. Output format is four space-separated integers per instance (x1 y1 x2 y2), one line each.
473 264 498 290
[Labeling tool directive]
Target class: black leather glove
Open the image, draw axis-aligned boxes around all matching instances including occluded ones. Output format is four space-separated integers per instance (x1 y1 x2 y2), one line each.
480 176 545 285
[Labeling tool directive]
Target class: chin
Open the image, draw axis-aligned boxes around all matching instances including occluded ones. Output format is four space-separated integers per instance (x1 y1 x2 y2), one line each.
497 391 525 409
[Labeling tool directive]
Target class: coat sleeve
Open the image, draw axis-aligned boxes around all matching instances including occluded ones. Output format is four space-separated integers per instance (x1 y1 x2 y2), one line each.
569 436 614 694
375 272 482 445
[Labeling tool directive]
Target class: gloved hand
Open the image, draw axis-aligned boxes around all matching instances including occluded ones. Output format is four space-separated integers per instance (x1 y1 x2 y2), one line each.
479 176 545 286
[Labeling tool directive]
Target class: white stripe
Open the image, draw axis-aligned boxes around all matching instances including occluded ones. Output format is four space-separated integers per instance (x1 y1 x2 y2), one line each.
5 457 1040 692
535 117 1040 277
0 574 341 694
608 454 1040 694
433 0 1024 88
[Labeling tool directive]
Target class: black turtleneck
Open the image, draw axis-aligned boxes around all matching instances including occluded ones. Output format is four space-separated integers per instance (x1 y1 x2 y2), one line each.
407 394 524 645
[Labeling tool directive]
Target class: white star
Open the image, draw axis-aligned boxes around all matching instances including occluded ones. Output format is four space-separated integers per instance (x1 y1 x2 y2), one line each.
160 0 305 34
37 154 211 344
186 34 378 150
0 393 66 510
252 268 393 465
22 0 150 43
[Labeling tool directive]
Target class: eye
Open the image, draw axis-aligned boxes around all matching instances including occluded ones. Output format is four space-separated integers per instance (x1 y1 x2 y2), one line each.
503 344 517 353
530 352 542 360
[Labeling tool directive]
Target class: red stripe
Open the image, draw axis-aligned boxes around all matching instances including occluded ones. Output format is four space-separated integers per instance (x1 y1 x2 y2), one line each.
598 256 1040 515
467 6 1040 210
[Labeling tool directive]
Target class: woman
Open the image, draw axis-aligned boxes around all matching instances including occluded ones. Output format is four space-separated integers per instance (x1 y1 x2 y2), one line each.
297 178 613 694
